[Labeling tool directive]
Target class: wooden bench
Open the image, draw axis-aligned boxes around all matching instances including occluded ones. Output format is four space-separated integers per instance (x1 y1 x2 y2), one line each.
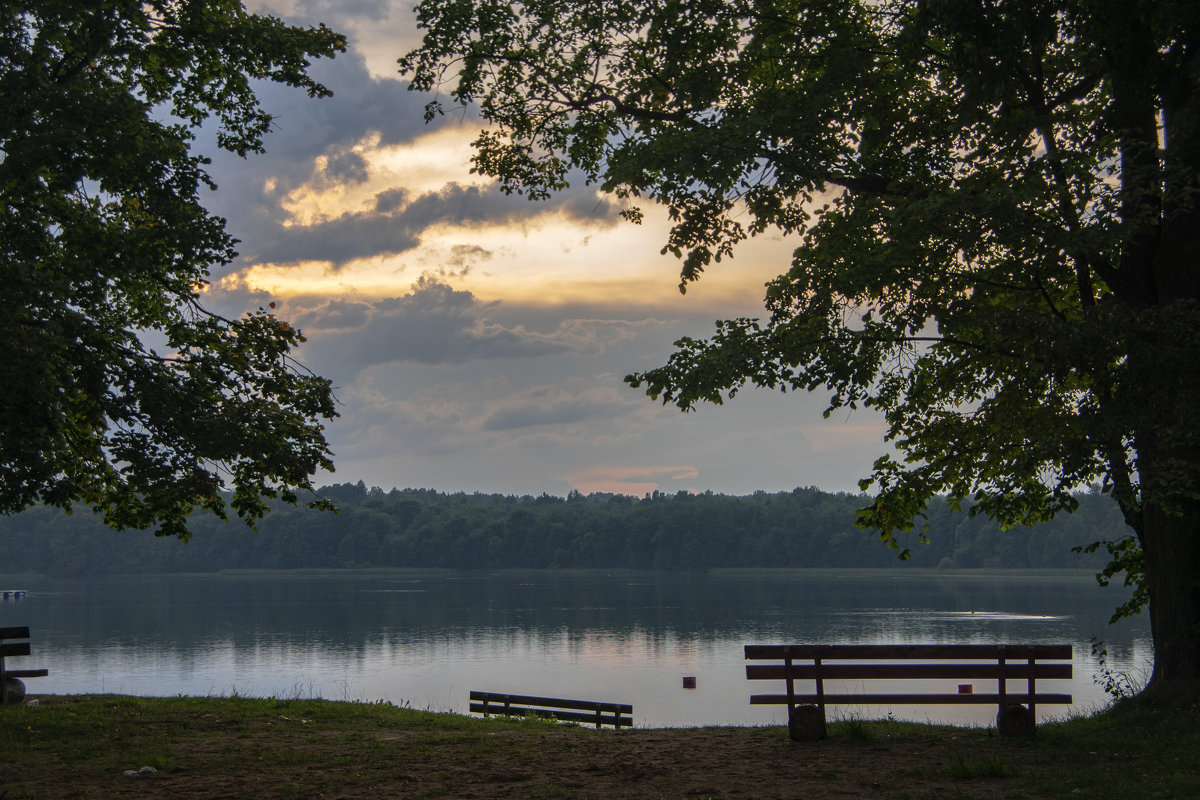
745 644 1072 739
1 626 49 705
469 691 632 729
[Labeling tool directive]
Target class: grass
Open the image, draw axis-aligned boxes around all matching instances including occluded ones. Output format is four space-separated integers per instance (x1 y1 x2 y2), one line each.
941 750 1016 779
0 692 1197 799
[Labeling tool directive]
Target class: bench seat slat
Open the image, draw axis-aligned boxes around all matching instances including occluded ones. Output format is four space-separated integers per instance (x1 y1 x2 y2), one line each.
750 692 1073 706
746 663 1072 681
0 626 31 639
0 642 32 659
4 669 49 679
745 644 1072 660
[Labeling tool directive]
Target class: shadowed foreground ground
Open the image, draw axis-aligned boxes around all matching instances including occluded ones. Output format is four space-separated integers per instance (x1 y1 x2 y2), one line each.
0 694 1196 799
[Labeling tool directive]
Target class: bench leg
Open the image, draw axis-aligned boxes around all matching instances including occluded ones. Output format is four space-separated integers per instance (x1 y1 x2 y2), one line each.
1027 657 1037 721
787 704 826 741
995 655 1035 737
1 677 25 705
996 704 1035 737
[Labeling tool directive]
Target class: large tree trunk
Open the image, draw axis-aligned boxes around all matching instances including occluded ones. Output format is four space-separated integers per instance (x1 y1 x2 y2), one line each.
1138 500 1200 696
1121 52 1200 697
1120 295 1200 699
1134 397 1200 697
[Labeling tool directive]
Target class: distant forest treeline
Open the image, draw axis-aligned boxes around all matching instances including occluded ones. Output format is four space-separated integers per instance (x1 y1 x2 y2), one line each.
0 483 1128 576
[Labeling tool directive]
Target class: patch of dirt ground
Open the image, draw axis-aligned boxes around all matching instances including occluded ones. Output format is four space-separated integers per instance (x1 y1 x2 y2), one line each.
9 697 1061 800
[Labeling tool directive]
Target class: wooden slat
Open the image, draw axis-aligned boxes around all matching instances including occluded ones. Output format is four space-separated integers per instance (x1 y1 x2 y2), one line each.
469 691 631 714
468 703 632 727
746 663 1072 681
5 669 49 678
744 644 1072 660
0 642 32 659
750 692 1073 706
0 627 49 692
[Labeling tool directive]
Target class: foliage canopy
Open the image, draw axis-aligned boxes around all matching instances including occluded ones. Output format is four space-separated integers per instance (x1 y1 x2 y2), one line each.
401 0 1200 692
1 1 344 538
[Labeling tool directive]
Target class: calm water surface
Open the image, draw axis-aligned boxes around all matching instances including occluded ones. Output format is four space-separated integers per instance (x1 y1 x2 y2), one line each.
0 570 1150 727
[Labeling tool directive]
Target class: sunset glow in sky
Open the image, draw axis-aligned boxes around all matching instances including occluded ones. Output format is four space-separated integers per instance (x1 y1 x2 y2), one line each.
195 0 890 497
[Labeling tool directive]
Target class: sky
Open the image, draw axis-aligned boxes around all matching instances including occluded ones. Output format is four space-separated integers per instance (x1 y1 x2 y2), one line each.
194 0 890 498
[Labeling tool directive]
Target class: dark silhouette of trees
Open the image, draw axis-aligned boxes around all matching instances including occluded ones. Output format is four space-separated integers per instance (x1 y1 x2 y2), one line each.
0 485 1121 577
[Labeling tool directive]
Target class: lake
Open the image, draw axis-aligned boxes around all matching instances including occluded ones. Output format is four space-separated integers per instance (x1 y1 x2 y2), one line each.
0 569 1150 727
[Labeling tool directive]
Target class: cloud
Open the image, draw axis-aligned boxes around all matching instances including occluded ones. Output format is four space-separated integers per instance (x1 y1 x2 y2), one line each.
202 50 434 209
183 30 626 283
297 0 393 23
438 244 491 280
253 0 424 77
246 182 617 268
336 378 481 458
373 187 407 213
280 278 663 384
289 297 373 330
331 374 639 462
291 279 572 383
181 14 629 284
482 385 639 431
324 148 370 184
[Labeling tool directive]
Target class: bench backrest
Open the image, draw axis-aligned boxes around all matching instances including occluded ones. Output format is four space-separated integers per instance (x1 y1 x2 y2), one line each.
469 691 632 728
746 643 1071 660
745 643 1072 713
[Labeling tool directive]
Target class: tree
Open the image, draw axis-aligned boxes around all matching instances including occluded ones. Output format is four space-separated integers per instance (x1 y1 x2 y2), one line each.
401 0 1200 695
1 1 344 538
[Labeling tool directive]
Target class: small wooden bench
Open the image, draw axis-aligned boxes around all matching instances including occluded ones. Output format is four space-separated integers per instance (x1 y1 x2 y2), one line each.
745 644 1072 739
1 626 49 705
469 691 632 729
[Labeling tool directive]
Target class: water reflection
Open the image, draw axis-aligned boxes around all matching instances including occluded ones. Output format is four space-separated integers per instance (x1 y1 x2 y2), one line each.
0 570 1151 727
